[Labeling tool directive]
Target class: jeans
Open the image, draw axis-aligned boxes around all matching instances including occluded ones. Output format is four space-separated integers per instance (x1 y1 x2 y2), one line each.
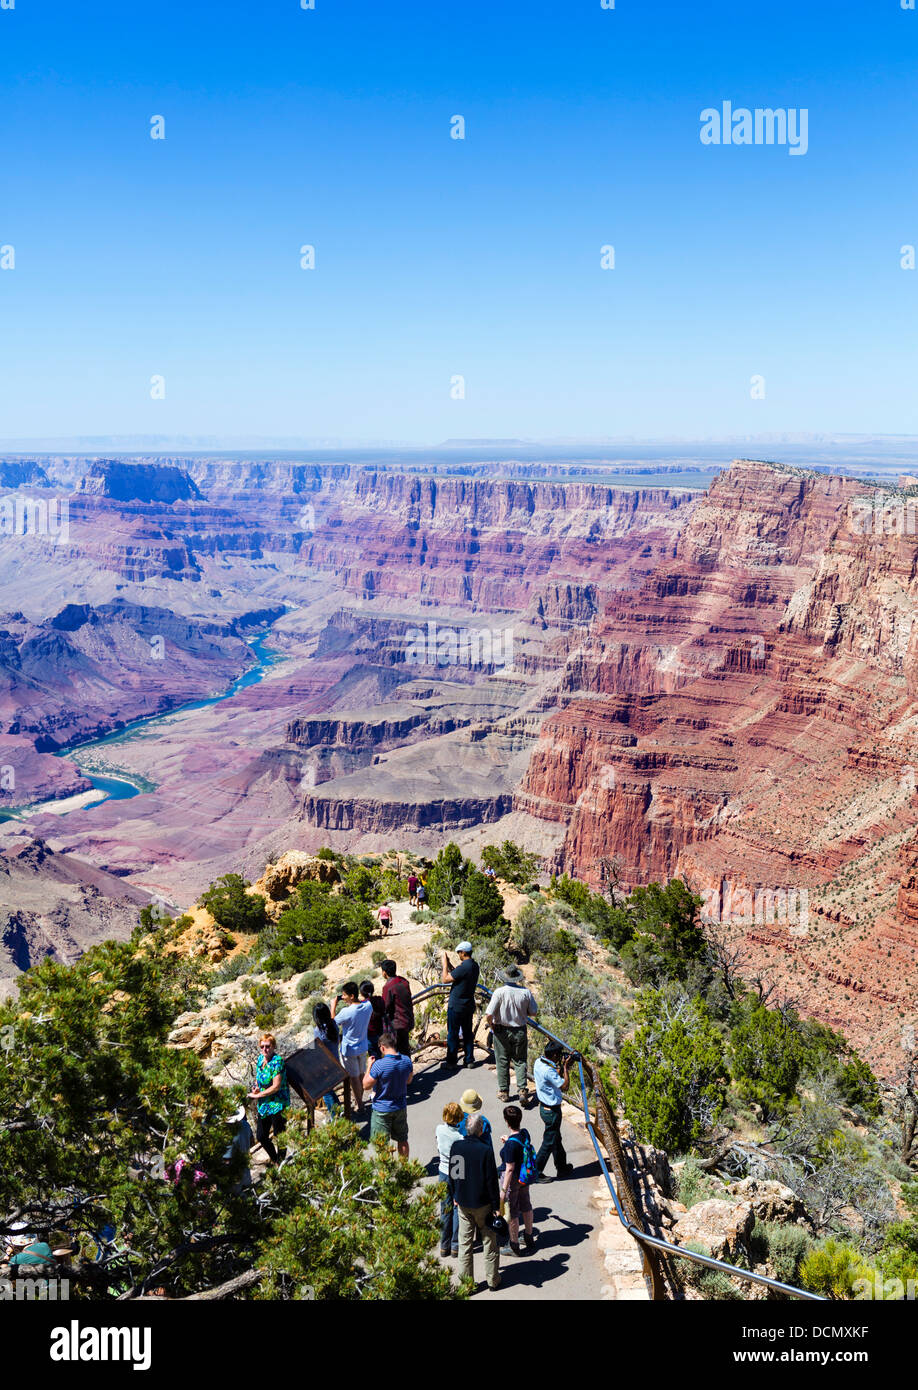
535 1102 568 1175
458 1204 500 1287
446 1005 475 1066
493 1025 528 1093
440 1179 459 1252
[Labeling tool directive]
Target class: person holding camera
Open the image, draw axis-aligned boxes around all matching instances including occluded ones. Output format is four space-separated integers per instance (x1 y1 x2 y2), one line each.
533 1040 575 1181
332 982 373 1115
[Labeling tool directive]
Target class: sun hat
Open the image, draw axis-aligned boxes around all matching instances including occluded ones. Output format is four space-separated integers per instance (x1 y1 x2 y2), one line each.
499 965 524 983
460 1088 483 1113
456 941 473 954
227 1104 247 1125
10 1235 34 1247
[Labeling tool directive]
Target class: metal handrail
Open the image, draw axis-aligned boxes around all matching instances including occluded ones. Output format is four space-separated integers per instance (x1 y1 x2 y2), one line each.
411 980 824 1301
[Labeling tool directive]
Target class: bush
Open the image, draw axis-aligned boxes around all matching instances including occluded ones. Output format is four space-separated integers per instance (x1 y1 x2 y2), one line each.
260 880 373 975
295 970 327 999
619 989 729 1153
211 951 256 986
426 842 468 909
250 982 288 1032
315 847 338 861
799 1239 869 1299
481 840 540 885
410 910 434 924
729 1000 802 1118
676 1157 726 1209
343 864 377 903
462 868 507 939
200 874 267 934
512 900 558 958
371 950 388 966
681 1242 746 1299
752 1221 812 1286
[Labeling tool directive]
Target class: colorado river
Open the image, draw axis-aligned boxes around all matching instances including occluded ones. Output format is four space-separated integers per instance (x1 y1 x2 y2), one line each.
37 630 281 815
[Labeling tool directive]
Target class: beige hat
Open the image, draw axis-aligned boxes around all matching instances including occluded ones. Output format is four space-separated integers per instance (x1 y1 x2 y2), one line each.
459 1089 483 1114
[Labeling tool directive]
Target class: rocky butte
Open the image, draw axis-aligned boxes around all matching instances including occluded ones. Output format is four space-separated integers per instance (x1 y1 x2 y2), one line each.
0 455 915 1071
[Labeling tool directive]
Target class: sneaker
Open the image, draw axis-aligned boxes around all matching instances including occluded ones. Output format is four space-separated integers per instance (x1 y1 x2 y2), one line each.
523 1232 535 1254
507 1241 523 1258
488 1277 501 1291
519 1087 532 1106
439 1246 451 1258
450 1247 459 1257
496 1090 510 1103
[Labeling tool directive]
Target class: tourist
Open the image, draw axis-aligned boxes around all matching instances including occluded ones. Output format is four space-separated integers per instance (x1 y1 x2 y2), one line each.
441 940 480 1068
377 902 392 936
499 1105 535 1255
380 958 415 1055
416 881 427 906
436 1100 463 1257
450 1112 501 1291
361 980 386 1060
485 964 538 1104
7 1234 56 1275
248 1034 290 1165
457 1088 493 1147
363 1032 413 1157
312 1001 341 1115
407 871 419 906
332 982 373 1114
223 1104 254 1194
533 1040 575 1181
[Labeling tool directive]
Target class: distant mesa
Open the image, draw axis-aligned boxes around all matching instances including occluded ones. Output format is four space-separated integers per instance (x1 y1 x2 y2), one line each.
0 460 50 488
77 459 203 504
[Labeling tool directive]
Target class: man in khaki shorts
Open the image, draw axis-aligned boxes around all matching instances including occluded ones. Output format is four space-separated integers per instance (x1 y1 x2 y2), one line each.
332 981 373 1115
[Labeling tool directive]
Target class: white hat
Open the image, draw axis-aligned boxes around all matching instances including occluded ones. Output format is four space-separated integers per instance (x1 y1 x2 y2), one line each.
456 941 473 954
227 1104 247 1125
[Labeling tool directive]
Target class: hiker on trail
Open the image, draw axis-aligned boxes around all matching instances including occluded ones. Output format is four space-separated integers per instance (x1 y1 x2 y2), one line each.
332 982 373 1115
381 959 414 1055
441 940 480 1068
450 1112 501 1292
533 1040 574 1181
457 1088 493 1148
223 1104 254 1194
363 1032 413 1158
249 1034 290 1165
407 872 419 906
436 1100 463 1257
376 903 392 936
486 964 538 1104
312 1002 341 1116
499 1105 536 1256
416 881 426 906
361 980 386 1061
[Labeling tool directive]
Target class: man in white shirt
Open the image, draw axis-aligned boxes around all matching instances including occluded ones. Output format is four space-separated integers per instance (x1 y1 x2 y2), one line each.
485 965 538 1104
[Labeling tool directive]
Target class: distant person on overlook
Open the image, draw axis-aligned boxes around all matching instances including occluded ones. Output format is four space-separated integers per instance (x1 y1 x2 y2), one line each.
407 872 419 907
363 1032 413 1158
248 1034 289 1165
332 982 372 1115
533 1040 575 1182
380 959 414 1055
376 903 392 936
441 940 480 1068
486 964 538 1105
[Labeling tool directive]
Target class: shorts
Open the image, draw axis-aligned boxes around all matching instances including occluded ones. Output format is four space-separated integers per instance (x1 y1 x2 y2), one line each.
506 1180 532 1219
343 1052 368 1079
370 1107 409 1143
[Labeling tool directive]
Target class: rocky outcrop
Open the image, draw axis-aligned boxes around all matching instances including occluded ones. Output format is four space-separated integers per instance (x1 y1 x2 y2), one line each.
673 1198 756 1263
78 460 203 503
252 850 340 900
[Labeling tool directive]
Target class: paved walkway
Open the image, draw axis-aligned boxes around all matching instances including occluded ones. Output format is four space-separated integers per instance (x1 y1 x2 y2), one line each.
397 1041 606 1300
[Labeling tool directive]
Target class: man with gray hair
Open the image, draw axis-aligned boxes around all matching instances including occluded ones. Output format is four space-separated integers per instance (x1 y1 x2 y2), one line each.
449 1110 501 1291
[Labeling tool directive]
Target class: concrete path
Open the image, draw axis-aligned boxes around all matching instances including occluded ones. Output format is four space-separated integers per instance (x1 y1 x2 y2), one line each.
396 1042 606 1300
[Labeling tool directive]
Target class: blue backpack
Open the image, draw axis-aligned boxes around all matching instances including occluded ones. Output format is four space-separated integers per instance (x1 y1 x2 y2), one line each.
506 1129 538 1185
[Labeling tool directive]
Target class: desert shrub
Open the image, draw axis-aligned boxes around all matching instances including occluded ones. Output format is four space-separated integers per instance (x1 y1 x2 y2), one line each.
410 909 434 924
551 874 591 916
462 868 507 939
260 880 373 975
200 874 267 933
211 951 256 986
315 847 339 861
480 840 540 885
513 900 557 958
681 1242 746 1299
619 988 728 1153
295 970 327 999
751 1221 813 1285
343 864 377 903
371 950 388 966
729 1000 803 1118
426 842 468 909
250 982 289 1032
799 1238 869 1299
375 868 407 903
675 1157 726 1209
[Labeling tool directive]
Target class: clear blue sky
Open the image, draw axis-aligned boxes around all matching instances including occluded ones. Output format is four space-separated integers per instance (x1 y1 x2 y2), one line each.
1 0 917 443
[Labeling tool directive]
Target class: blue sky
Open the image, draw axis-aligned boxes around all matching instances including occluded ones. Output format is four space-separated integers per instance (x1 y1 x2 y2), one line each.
1 0 917 443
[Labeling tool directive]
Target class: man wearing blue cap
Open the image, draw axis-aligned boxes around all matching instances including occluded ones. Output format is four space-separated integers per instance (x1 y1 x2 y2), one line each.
441 941 479 1068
